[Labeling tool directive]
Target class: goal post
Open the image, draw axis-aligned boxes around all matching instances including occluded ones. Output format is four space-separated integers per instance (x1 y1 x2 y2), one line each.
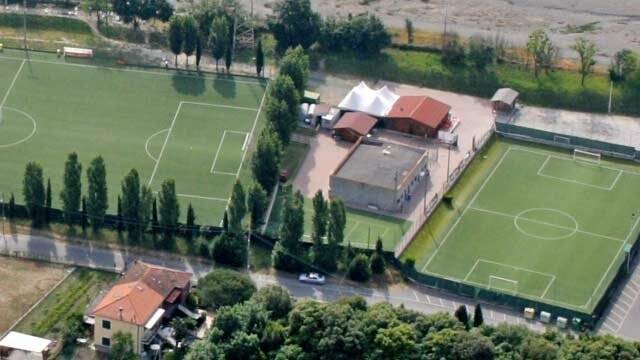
488 275 519 295
553 135 571 145
573 149 601 164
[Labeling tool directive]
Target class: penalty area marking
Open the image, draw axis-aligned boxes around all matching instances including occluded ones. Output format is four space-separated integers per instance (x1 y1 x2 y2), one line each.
144 128 170 162
210 130 250 177
0 106 37 148
537 155 623 191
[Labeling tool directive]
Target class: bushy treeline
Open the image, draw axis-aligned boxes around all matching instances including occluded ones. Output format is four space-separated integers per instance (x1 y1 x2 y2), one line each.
182 284 640 360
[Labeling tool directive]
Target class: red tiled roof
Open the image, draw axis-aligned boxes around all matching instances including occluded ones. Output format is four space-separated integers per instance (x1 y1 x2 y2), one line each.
334 112 378 136
91 261 191 326
387 96 451 129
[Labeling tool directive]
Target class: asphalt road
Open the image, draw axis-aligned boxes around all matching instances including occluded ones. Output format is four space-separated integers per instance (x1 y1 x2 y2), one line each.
0 231 553 334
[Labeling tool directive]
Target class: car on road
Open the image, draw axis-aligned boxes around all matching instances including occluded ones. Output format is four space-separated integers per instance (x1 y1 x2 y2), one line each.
298 272 326 285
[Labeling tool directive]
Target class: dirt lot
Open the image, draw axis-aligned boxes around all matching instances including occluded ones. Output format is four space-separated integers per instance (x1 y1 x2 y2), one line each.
0 257 68 333
241 0 639 61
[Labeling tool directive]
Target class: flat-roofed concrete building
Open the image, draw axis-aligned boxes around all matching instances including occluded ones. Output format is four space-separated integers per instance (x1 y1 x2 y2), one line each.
329 139 428 213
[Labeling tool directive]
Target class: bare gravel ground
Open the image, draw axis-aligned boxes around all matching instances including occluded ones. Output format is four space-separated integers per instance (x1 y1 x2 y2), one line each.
241 0 640 62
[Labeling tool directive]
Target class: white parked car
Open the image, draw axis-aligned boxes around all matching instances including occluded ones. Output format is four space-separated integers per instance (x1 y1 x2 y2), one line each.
298 272 326 285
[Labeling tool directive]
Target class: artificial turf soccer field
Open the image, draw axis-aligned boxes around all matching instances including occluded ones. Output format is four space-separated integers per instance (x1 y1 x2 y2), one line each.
418 140 640 313
0 50 267 225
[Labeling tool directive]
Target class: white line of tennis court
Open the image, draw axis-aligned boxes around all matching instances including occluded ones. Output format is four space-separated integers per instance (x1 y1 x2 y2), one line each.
468 206 624 243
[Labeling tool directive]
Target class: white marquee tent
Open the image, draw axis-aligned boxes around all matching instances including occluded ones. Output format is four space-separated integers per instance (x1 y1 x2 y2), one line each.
338 82 399 117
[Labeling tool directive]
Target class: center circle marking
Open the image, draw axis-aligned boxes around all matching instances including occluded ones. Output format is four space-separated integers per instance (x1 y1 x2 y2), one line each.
513 208 578 240
0 106 37 148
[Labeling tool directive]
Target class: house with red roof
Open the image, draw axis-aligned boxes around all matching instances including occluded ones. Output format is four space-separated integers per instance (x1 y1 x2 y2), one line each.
385 96 452 137
88 260 192 354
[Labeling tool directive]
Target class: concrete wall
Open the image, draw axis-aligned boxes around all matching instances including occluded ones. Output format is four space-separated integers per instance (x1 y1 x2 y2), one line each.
94 316 145 354
330 176 398 212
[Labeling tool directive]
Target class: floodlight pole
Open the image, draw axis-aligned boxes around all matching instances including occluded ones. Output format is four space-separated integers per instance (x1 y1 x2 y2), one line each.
22 0 27 49
1 192 5 249
446 144 452 182
442 0 448 50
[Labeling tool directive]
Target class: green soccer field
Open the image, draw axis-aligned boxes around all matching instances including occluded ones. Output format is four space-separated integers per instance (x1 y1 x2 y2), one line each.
0 49 267 225
416 141 640 312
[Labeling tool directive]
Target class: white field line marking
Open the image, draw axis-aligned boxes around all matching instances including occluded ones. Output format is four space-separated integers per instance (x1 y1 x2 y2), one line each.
241 132 249 151
235 90 267 180
144 128 170 162
212 171 238 176
541 276 556 299
477 258 556 280
181 101 259 112
344 221 361 243
469 206 624 243
0 55 266 85
147 102 182 187
537 155 622 191
511 146 640 177
177 193 229 202
609 170 624 190
210 131 228 173
421 148 513 272
464 259 480 281
585 213 640 309
0 59 25 109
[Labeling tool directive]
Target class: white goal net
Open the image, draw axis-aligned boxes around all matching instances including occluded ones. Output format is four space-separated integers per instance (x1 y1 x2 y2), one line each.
553 135 571 145
573 149 601 164
488 275 518 295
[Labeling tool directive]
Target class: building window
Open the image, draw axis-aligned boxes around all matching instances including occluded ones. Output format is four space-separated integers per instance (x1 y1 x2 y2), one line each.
101 337 111 347
102 320 111 330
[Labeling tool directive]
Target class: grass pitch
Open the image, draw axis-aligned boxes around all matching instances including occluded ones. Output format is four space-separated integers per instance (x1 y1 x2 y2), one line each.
0 49 266 225
408 139 640 312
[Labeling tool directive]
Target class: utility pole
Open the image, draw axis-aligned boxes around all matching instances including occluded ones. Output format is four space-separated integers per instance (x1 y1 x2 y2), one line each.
442 0 448 50
446 144 452 182
1 193 5 248
23 0 27 49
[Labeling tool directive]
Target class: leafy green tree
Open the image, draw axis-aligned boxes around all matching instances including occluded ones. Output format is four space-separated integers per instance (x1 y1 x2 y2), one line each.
269 0 321 54
326 198 346 271
171 317 196 344
209 15 229 71
252 285 292 320
256 39 265 77
110 331 137 360
370 237 386 275
151 196 159 234
452 331 494 360
266 75 299 145
225 43 233 72
274 345 304 360
228 181 246 233
81 196 88 232
348 253 371 282
311 190 327 247
405 18 414 44
169 16 184 67
112 0 140 26
252 127 281 191
247 182 267 230
572 37 598 86
454 305 469 329
212 231 246 267
45 178 52 225
373 323 418 360
610 49 638 82
279 46 309 97
159 178 179 248
182 15 199 66
121 168 141 239
222 210 229 232
196 269 256 310
195 35 203 69
116 195 124 232
23 162 45 227
87 156 108 231
473 304 484 327
442 33 466 65
281 190 304 253
468 36 495 71
186 203 196 242
520 335 558 360
184 340 225 360
272 240 300 272
224 331 262 360
348 14 391 56
7 193 15 219
61 152 82 225
526 29 557 77
140 185 153 232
